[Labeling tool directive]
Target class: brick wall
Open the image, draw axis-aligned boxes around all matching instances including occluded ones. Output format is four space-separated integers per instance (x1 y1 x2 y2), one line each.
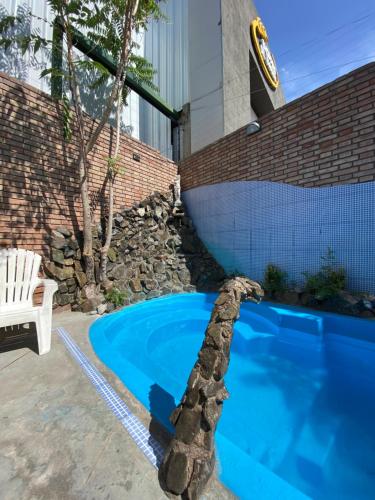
179 63 375 191
0 72 177 258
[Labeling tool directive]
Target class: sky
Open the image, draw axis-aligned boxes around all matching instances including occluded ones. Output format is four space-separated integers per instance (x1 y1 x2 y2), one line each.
256 0 375 102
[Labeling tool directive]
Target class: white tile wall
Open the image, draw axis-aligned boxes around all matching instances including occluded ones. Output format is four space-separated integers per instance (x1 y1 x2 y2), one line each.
183 181 375 293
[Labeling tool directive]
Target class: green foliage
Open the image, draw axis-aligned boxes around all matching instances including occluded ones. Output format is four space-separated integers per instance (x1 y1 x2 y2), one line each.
0 9 50 55
303 247 346 300
107 155 125 176
128 54 157 89
263 264 288 295
104 287 126 308
0 0 163 106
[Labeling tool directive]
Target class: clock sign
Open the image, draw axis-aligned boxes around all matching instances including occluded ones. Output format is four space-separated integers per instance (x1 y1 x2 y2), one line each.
250 17 279 90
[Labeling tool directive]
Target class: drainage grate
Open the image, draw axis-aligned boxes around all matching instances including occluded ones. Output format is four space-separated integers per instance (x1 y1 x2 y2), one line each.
55 327 164 468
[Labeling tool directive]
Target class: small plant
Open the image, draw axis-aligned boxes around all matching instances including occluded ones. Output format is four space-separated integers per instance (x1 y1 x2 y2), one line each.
263 264 288 295
104 287 126 308
303 247 346 301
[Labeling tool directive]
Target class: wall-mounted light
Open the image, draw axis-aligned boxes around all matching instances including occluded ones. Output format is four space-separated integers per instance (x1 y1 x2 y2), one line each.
246 120 261 136
133 152 141 162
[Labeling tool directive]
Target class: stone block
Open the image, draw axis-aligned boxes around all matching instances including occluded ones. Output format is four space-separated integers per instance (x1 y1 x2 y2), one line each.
153 261 165 274
44 261 74 281
202 399 222 430
81 283 98 300
66 238 79 250
68 282 77 293
52 248 64 265
175 408 201 445
165 451 190 495
107 247 117 262
178 269 191 284
205 323 223 350
64 247 75 258
217 302 239 321
56 226 72 237
51 237 66 250
58 283 68 294
57 292 75 306
129 279 142 293
80 298 101 313
107 263 126 280
143 278 158 290
198 347 219 380
74 260 83 272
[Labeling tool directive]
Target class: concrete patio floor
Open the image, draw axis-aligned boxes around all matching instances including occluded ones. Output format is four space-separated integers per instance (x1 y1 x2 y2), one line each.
0 311 234 500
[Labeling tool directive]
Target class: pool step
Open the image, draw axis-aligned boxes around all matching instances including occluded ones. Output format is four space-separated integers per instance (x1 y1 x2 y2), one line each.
276 311 324 349
217 433 311 500
295 412 339 485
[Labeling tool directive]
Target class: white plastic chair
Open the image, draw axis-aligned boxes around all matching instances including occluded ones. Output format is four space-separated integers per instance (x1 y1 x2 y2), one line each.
0 249 58 355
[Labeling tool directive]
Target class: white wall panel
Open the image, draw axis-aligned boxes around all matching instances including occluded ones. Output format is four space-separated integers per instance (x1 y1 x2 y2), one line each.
140 0 189 157
183 181 375 293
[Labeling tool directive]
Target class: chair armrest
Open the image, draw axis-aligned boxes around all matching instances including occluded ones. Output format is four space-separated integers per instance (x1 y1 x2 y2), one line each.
41 279 58 291
40 279 58 308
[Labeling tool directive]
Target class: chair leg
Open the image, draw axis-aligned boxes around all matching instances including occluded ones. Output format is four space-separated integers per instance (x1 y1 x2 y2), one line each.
36 312 52 355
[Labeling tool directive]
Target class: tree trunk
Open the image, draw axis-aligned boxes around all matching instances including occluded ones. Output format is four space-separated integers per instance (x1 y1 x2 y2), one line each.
99 81 124 283
159 277 264 499
63 14 95 282
79 152 95 282
62 0 139 285
99 175 113 283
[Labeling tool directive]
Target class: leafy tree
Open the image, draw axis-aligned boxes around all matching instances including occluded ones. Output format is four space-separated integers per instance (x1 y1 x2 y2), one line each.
0 0 163 284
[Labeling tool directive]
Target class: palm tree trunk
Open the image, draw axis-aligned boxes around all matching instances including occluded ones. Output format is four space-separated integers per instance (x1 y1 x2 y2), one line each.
159 277 263 498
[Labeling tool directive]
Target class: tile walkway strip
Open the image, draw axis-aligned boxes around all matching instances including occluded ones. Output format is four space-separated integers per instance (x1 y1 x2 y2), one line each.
55 327 165 468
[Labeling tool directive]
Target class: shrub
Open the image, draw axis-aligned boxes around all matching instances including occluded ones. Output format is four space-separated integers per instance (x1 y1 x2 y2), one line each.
104 287 126 308
263 264 288 295
303 247 346 300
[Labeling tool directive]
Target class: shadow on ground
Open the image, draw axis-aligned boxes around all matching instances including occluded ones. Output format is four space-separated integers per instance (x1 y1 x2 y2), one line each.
148 383 175 465
0 323 38 354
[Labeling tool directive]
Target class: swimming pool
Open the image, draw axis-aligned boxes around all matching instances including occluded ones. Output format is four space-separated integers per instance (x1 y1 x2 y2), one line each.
89 293 375 499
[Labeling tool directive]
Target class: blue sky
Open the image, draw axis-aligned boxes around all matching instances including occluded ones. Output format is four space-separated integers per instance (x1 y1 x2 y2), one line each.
256 0 375 102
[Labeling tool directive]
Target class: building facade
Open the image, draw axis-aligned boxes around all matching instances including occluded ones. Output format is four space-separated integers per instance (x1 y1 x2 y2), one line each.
0 0 285 158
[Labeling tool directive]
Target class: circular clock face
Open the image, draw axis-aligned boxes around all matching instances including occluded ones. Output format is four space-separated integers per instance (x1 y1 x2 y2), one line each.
250 17 279 90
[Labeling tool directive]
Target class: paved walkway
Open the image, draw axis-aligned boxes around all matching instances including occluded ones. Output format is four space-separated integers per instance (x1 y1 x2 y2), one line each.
0 312 233 500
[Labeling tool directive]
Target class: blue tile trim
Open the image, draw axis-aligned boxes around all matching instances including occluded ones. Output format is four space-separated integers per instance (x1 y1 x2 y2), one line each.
55 327 165 468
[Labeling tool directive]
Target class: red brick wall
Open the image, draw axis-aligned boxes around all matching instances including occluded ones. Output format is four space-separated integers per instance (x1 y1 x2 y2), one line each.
179 63 375 191
0 72 177 258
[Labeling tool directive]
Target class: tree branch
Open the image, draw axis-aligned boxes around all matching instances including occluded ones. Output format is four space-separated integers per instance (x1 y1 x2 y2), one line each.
86 0 139 154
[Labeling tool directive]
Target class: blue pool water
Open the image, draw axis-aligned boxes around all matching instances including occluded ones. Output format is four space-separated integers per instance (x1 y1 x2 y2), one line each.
89 293 375 499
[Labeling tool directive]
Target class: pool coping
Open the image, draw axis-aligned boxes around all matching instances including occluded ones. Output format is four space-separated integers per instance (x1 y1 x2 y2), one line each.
55 327 165 468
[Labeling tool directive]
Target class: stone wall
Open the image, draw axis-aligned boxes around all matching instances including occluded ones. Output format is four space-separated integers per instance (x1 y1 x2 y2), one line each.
44 190 226 311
